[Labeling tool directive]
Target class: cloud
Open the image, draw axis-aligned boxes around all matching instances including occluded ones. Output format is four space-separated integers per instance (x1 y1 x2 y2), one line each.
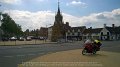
0 0 22 5
3 8 120 31
78 9 120 28
3 10 55 31
66 0 87 8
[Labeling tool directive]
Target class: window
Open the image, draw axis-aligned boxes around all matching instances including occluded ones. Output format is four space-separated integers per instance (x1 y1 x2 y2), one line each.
72 29 74 32
72 33 74 35
107 32 109 35
78 32 80 36
67 32 70 35
101 32 103 35
68 30 70 32
78 29 80 32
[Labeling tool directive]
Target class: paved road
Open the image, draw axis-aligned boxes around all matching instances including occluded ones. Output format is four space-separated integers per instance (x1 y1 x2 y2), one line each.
0 41 120 67
100 41 120 52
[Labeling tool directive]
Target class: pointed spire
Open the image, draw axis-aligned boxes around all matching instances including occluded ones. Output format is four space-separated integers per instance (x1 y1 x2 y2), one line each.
57 0 60 14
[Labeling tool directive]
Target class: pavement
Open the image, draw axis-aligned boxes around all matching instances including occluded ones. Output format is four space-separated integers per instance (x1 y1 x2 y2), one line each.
19 49 120 67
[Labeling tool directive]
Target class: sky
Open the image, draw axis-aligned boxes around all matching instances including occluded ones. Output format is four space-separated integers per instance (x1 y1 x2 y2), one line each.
0 0 120 31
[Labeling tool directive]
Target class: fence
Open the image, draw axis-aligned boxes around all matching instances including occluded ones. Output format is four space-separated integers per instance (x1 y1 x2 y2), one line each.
0 40 52 46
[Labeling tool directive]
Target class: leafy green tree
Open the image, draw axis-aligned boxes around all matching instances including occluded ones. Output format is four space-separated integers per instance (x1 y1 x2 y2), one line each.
24 29 30 36
1 13 23 37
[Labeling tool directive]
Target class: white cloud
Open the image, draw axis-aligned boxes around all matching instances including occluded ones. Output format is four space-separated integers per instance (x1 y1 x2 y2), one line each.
66 0 87 8
0 0 22 4
78 9 120 28
3 8 120 31
3 10 55 31
63 8 120 28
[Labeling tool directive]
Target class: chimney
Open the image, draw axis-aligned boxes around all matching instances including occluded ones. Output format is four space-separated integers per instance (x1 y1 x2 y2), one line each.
112 24 115 28
88 27 92 29
90 27 92 29
66 22 69 26
104 24 106 28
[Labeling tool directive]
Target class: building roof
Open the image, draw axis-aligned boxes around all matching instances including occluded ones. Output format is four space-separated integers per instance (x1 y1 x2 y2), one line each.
63 24 71 31
69 26 86 32
106 27 120 34
72 26 86 32
83 28 103 34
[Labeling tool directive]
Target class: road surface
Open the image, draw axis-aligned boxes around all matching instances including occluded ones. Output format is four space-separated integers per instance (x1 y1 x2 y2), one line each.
0 41 120 67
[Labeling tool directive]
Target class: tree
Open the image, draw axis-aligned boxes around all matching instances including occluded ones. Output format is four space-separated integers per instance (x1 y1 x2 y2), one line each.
0 12 2 27
1 13 23 37
24 29 30 36
51 22 64 42
36 29 39 37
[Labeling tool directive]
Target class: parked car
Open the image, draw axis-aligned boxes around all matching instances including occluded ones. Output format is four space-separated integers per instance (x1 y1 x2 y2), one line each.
10 37 17 41
39 37 44 40
2 37 9 41
26 37 32 41
19 37 25 41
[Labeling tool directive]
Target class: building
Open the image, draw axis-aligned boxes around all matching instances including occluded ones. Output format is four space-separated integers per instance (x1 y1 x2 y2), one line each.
100 24 120 40
48 1 86 41
48 22 71 41
82 24 120 41
82 27 103 40
48 26 52 40
51 1 65 41
39 27 48 38
66 26 86 41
